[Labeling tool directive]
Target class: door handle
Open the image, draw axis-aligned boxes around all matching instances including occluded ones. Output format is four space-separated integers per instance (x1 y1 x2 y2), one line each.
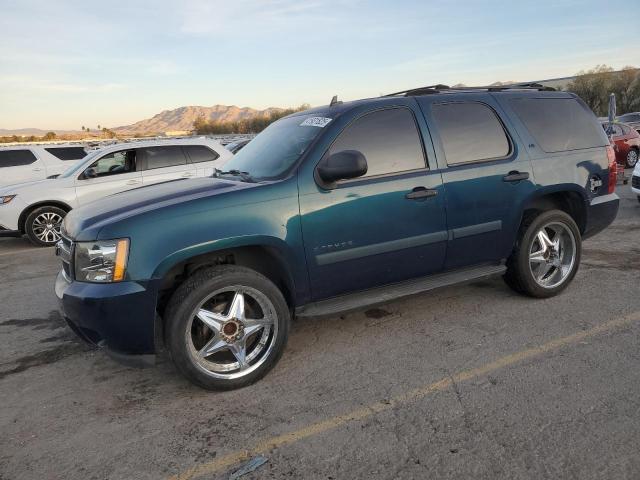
182 172 195 177
503 171 530 182
33 168 43 172
126 180 141 185
405 187 438 200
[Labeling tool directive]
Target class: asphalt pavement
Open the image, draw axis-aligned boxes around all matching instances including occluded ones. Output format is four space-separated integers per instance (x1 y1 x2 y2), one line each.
1 183 639 480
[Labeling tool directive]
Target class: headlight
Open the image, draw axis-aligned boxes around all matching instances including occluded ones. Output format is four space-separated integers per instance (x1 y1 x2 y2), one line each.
0 195 16 204
74 239 129 283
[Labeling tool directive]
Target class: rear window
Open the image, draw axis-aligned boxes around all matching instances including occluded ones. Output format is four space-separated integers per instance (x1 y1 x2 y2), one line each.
510 98 607 153
141 146 187 170
432 102 511 165
184 145 219 163
45 147 87 161
0 149 38 168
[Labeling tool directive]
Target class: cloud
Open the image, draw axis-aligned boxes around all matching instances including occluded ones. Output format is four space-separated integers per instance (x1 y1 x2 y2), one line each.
178 0 346 36
0 76 127 93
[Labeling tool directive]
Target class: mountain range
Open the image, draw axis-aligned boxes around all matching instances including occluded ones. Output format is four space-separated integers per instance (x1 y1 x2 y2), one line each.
1 104 285 136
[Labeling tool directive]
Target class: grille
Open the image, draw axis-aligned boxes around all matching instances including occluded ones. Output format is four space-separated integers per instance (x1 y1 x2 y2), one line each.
56 234 74 280
632 175 640 189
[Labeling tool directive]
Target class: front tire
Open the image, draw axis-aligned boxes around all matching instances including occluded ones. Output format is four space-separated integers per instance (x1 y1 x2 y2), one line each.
165 265 290 390
504 210 581 298
626 148 638 168
24 205 67 247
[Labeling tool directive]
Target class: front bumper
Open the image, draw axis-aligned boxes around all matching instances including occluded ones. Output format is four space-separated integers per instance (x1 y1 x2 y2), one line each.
632 175 640 195
55 270 158 359
0 197 25 232
583 193 620 240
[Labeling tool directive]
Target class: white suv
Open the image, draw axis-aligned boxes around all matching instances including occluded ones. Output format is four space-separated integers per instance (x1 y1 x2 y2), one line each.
0 138 231 246
0 144 89 187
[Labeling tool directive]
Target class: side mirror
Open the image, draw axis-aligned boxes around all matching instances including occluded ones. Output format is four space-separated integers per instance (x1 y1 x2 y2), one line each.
317 150 367 185
83 167 97 179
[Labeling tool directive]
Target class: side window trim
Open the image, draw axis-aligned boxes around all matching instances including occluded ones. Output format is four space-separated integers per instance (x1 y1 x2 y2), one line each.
318 106 429 186
77 149 137 180
432 100 514 168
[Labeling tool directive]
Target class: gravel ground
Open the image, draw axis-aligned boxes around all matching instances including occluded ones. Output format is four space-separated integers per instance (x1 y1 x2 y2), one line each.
1 180 639 480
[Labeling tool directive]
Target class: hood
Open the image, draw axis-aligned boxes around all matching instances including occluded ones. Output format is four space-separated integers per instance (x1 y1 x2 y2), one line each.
0 178 60 195
64 177 255 239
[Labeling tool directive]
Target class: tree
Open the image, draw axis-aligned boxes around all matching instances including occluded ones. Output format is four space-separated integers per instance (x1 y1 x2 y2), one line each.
566 65 640 116
81 126 85 131
43 131 56 140
97 124 101 130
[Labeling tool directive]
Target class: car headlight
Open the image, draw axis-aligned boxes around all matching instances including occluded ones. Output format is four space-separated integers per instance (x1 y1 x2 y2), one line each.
0 195 16 204
74 239 129 283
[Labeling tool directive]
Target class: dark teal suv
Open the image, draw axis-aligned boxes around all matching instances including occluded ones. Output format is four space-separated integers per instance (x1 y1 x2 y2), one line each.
56 84 619 389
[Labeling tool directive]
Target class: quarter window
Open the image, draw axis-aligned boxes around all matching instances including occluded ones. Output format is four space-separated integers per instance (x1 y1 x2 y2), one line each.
184 145 219 163
510 98 607 153
142 146 187 170
432 103 511 165
0 149 38 167
328 108 426 178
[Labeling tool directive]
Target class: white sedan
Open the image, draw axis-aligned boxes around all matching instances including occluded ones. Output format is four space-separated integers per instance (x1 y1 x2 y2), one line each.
0 138 231 246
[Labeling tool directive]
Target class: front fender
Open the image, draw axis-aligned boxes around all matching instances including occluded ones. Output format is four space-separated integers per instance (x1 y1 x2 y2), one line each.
151 234 298 280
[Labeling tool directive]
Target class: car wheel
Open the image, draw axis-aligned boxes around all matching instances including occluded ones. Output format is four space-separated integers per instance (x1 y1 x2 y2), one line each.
504 210 581 298
24 205 67 247
627 149 639 168
165 265 290 390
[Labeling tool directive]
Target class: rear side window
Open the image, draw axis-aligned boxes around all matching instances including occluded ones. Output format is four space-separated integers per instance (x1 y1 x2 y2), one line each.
0 149 38 167
141 146 187 170
432 102 511 165
328 108 426 177
45 147 87 161
510 98 607 153
184 145 219 163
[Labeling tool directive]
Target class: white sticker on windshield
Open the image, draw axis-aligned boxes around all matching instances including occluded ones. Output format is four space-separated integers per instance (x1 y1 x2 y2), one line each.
300 117 332 128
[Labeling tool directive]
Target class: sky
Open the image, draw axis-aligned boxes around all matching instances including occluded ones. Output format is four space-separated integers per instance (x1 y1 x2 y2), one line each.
1 0 639 130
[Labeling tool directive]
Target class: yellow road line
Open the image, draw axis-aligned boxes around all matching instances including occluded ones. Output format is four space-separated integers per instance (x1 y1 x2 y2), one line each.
168 311 640 480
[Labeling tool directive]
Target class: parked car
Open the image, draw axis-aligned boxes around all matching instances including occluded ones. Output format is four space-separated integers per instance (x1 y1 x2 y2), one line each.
632 162 640 202
601 121 640 167
55 85 619 390
617 112 640 132
0 138 231 246
0 144 88 187
225 139 251 154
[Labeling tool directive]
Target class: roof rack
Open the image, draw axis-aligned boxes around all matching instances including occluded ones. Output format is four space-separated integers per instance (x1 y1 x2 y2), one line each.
385 82 555 97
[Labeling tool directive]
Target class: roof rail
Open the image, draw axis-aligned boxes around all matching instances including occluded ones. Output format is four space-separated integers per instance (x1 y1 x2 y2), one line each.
385 82 555 97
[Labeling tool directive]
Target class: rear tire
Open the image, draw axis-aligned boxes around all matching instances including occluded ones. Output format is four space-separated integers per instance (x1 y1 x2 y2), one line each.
165 265 290 390
504 210 581 298
24 205 67 247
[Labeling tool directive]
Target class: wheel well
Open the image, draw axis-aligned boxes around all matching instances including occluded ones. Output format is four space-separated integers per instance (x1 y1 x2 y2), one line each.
18 201 72 233
156 246 295 320
522 191 586 234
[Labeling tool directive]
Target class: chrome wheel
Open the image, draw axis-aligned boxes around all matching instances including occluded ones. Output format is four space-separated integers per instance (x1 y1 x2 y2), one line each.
528 222 576 289
31 212 63 243
627 149 638 168
186 286 277 380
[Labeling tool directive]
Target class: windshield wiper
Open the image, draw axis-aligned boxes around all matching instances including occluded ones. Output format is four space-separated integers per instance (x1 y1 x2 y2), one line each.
213 168 256 183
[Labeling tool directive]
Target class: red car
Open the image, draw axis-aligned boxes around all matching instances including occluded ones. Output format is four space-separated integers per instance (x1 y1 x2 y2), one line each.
601 122 640 168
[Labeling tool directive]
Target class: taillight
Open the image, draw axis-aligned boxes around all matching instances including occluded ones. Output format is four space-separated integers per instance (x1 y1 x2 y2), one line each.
607 145 617 194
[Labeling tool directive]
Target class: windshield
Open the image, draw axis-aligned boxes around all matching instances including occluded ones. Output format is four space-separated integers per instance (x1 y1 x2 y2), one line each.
58 149 104 178
220 114 331 180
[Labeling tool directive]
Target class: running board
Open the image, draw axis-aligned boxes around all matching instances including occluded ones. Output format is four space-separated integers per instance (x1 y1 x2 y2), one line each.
296 264 506 318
